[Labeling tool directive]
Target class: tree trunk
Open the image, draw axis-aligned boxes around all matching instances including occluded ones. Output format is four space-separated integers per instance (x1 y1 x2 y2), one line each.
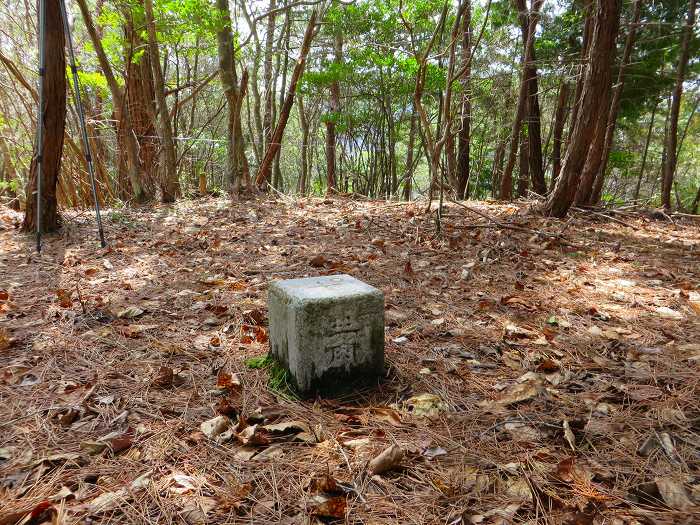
456 0 471 199
297 92 309 194
22 0 66 234
661 0 696 210
587 0 642 205
692 184 700 214
491 140 505 198
0 135 19 210
326 27 343 194
499 0 542 200
273 13 291 191
236 70 251 192
633 101 658 201
260 0 277 187
215 0 244 195
403 110 418 201
517 131 529 197
565 1 594 153
516 0 545 194
573 86 612 205
76 0 148 203
544 0 621 217
255 10 318 188
550 81 570 188
144 0 179 202
122 6 158 195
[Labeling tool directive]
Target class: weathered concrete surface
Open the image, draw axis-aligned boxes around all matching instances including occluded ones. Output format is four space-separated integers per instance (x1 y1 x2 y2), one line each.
268 274 385 396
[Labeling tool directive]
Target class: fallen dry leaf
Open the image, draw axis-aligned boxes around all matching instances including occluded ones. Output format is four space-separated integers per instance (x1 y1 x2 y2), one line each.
309 494 346 519
369 444 404 475
200 416 231 440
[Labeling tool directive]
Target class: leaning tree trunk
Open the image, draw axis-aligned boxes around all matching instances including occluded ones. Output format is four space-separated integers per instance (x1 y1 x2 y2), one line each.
584 0 642 205
144 0 179 202
0 135 19 210
326 27 343 194
456 0 472 199
76 0 148 203
260 0 277 188
122 7 159 196
273 15 291 191
22 0 66 234
517 0 545 195
573 86 612 205
550 81 570 188
403 110 418 201
633 101 658 201
661 0 696 211
544 0 621 218
215 0 244 195
517 131 529 197
297 92 310 194
692 184 700 214
499 0 542 200
255 10 318 188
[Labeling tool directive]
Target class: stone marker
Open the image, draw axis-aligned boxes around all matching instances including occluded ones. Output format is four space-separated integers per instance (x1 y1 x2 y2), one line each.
268 274 385 396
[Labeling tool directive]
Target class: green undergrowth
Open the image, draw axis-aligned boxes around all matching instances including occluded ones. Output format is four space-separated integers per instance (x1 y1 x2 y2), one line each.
244 355 299 400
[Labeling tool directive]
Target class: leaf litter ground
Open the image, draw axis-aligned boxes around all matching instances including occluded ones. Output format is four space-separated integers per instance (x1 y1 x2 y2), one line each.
1 197 699 524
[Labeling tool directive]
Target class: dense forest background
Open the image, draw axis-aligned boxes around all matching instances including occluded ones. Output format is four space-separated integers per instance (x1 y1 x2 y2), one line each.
0 0 698 228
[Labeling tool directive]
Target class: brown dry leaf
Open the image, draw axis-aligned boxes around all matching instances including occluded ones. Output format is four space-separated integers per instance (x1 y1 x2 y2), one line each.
119 324 159 338
108 435 133 454
500 295 537 311
309 255 327 268
117 305 144 319
309 495 346 519
237 424 270 446
309 474 341 494
368 444 404 475
215 397 240 417
485 381 542 407
0 329 11 351
262 420 312 435
216 371 242 393
371 407 402 426
563 420 576 451
153 366 174 388
656 477 693 510
504 323 537 340
56 289 73 308
403 393 447 418
243 308 266 325
201 415 231 440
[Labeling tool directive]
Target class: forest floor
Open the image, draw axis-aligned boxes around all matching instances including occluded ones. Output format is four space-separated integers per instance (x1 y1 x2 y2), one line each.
1 197 699 525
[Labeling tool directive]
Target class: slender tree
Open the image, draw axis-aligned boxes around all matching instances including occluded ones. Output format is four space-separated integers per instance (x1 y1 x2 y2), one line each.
22 0 65 233
326 25 343 194
76 0 148 202
144 0 179 202
255 10 318 188
544 0 621 217
550 81 570 187
215 0 245 195
582 0 642 205
661 0 696 210
499 0 542 200
456 0 472 199
516 0 545 195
